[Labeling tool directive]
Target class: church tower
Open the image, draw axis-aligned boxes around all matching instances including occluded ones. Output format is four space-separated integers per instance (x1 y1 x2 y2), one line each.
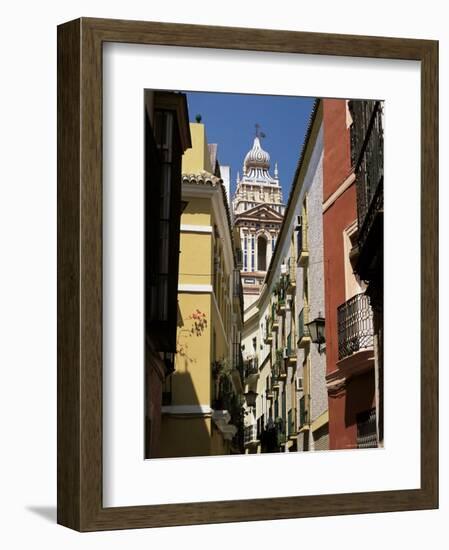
232 128 285 310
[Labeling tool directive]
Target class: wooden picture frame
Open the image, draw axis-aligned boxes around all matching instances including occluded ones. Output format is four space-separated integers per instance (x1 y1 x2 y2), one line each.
57 17 438 531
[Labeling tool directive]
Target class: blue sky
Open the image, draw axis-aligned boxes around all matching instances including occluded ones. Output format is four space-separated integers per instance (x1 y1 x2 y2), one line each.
184 91 316 201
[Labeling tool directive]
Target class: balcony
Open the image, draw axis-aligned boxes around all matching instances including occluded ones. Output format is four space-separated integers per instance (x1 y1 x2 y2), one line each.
285 333 296 365
288 409 297 440
244 424 258 446
271 366 280 389
275 350 287 381
276 297 286 316
275 418 287 446
297 222 309 267
337 293 374 361
243 356 259 381
270 302 279 331
297 307 311 348
264 323 273 345
298 395 309 429
287 258 296 293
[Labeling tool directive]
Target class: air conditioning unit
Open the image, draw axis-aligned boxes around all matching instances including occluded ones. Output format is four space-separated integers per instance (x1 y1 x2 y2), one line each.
296 377 304 391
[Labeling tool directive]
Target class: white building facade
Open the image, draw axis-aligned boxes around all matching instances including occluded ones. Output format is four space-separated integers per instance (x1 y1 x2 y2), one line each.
240 102 329 454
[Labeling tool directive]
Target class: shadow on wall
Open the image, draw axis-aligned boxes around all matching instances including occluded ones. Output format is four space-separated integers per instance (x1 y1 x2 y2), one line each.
155 370 213 459
344 370 375 431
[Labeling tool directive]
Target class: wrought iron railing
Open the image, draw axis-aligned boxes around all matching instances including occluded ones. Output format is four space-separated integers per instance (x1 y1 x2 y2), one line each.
213 374 234 412
275 418 287 446
286 333 293 356
297 307 310 343
337 293 374 360
288 257 296 286
274 349 285 378
288 409 295 436
296 217 308 262
244 356 259 378
350 100 384 252
356 408 378 448
244 424 257 445
271 362 280 387
299 395 308 427
264 321 272 343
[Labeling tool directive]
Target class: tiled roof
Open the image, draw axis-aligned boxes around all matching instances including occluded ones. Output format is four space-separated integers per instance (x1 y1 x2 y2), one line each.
182 171 222 187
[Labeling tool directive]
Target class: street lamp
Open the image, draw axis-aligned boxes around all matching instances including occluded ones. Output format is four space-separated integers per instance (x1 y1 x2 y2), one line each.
244 390 258 408
306 313 325 353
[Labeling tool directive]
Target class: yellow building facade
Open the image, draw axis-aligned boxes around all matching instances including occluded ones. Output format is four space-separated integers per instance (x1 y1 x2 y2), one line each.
157 123 244 458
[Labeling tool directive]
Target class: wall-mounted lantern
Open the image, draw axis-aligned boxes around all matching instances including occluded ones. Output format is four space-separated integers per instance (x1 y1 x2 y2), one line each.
244 390 258 408
306 313 325 354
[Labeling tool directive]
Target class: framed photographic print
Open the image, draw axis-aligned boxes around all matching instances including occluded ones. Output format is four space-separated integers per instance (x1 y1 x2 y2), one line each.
57 17 438 531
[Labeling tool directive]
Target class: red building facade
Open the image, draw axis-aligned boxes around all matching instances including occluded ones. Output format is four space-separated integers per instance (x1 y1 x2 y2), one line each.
322 99 378 450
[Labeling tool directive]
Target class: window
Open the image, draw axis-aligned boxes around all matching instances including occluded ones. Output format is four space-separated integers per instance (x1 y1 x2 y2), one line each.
243 234 248 271
257 235 267 271
251 234 255 271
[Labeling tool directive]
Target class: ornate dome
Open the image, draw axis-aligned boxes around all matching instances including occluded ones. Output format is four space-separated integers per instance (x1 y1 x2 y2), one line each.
244 137 270 171
240 135 278 184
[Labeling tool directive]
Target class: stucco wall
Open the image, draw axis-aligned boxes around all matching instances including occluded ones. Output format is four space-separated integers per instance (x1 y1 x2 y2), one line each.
307 153 327 423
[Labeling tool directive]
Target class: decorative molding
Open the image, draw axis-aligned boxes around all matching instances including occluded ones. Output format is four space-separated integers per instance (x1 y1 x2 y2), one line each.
180 224 213 234
161 405 213 415
322 171 356 213
310 410 329 432
178 284 213 293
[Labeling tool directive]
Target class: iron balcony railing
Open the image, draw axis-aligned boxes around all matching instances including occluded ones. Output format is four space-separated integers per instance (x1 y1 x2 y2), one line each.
271 362 280 387
288 409 295 437
275 349 286 377
264 319 272 344
286 333 293 356
288 257 296 289
213 374 235 412
337 293 374 360
296 220 308 266
244 424 257 445
297 222 307 254
297 307 310 344
299 395 309 427
244 356 259 378
356 408 378 449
